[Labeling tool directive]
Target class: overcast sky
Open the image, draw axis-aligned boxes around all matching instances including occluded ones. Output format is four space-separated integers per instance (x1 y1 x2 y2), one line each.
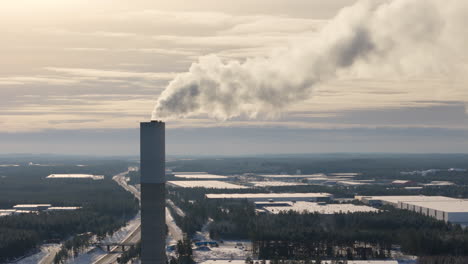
1 0 468 156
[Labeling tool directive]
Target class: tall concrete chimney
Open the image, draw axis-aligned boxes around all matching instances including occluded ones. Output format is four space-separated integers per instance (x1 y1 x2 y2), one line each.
140 120 166 264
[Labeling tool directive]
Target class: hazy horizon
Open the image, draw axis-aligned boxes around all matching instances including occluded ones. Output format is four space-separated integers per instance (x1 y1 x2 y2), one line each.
1 0 468 155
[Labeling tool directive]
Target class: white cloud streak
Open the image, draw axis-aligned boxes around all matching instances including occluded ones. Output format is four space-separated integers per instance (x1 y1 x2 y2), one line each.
44 67 177 80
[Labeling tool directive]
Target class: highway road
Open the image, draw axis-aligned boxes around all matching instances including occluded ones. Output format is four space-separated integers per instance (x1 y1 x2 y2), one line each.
113 171 140 201
93 169 185 264
38 245 61 264
93 225 141 264
37 169 184 264
37 171 136 264
166 207 184 242
92 170 141 264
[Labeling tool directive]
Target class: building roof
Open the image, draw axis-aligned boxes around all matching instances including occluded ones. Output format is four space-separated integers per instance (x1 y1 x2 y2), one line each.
330 173 361 176
404 187 423 190
168 181 248 189
258 174 324 178
401 200 468 213
306 177 330 181
174 174 228 179
357 195 459 204
206 192 333 199
392 180 413 184
13 204 52 208
172 171 207 174
47 207 82 210
337 181 369 186
47 174 104 180
424 181 454 186
249 181 307 187
263 202 379 214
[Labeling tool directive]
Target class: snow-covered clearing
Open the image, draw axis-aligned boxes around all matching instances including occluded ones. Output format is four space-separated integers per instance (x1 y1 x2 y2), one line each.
194 240 252 262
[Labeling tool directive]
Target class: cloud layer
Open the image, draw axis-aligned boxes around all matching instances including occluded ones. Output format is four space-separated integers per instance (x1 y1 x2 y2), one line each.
153 0 468 120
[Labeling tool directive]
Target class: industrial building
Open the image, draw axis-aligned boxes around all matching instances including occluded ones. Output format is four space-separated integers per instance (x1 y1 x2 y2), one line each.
46 174 104 180
423 181 454 186
356 195 468 224
336 181 369 186
356 195 458 207
305 177 330 184
168 180 248 189
0 209 16 217
140 120 166 264
206 193 333 202
2 205 81 215
259 201 379 215
13 204 52 211
398 200 468 224
46 207 81 211
257 174 324 181
173 173 229 180
201 260 398 264
391 180 417 186
330 173 360 176
248 181 307 187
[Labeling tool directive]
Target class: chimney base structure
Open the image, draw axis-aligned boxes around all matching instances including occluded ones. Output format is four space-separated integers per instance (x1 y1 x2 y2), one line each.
140 121 166 264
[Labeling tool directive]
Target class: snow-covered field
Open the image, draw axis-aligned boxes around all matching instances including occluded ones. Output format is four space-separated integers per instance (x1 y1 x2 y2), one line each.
194 240 252 262
190 219 252 262
0 164 20 167
201 260 401 264
103 212 140 244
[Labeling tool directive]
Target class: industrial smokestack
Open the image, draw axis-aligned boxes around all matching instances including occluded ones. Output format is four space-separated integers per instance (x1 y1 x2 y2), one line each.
140 120 166 264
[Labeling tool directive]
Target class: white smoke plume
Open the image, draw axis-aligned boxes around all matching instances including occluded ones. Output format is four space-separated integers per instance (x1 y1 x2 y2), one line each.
152 0 468 120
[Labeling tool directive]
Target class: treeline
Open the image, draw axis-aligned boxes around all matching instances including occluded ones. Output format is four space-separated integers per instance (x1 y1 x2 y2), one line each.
169 238 195 264
168 188 468 260
168 183 468 202
167 194 208 237
167 154 468 181
418 256 468 264
0 160 133 208
211 207 468 259
53 233 93 263
0 160 139 262
0 202 138 261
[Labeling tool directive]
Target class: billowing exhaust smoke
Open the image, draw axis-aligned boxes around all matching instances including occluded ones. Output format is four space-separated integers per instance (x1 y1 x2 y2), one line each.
152 0 468 120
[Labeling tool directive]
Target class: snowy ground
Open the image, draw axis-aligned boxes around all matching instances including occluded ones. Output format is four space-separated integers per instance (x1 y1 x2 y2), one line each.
193 219 213 242
201 260 405 264
102 212 141 244
192 220 251 262
194 240 252 262
14 244 61 264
